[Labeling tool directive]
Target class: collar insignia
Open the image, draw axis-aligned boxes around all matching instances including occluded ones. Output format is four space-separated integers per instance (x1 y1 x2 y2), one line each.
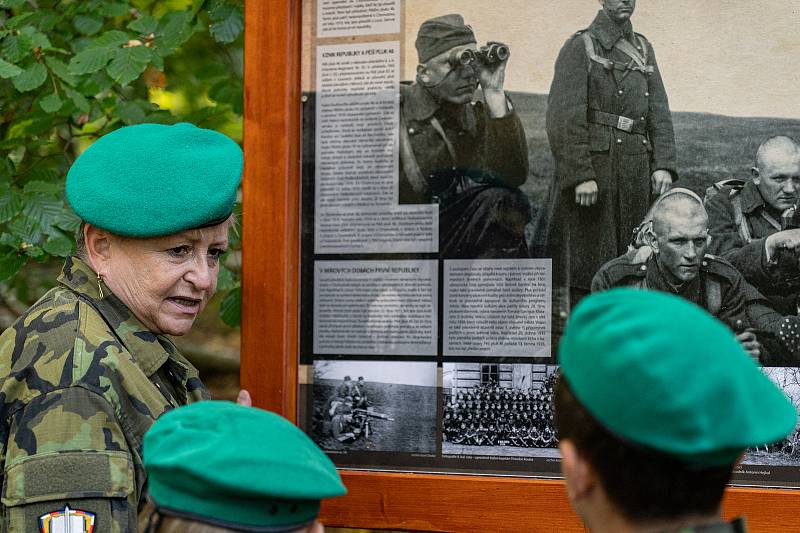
39 505 96 533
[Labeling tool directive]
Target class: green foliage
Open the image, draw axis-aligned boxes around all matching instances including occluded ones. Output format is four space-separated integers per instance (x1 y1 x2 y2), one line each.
0 0 244 324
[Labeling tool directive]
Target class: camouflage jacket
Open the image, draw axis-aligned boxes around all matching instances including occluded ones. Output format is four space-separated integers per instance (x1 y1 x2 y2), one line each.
0 257 208 532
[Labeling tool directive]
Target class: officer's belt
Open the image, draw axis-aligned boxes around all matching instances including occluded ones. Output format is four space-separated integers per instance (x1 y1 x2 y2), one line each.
589 109 647 135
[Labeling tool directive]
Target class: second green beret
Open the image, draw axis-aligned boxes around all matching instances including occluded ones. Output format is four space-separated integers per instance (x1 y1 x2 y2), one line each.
66 122 242 238
144 401 346 531
559 288 797 467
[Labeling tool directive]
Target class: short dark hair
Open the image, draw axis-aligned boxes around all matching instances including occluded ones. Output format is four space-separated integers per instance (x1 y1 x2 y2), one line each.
554 376 732 522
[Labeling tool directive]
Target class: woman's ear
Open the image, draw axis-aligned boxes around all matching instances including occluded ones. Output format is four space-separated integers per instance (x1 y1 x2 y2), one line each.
84 224 113 275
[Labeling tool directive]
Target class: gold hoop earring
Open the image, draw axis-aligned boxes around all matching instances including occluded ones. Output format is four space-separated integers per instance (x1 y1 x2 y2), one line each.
96 273 104 299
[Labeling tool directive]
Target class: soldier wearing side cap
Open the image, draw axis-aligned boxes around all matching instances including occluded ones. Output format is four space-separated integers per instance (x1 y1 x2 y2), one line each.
706 136 800 316
0 123 243 531
141 401 347 532
592 188 800 365
555 289 797 532
546 0 677 307
401 14 531 258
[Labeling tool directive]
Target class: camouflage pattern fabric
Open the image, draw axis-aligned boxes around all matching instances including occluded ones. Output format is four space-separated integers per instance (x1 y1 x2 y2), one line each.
0 257 209 532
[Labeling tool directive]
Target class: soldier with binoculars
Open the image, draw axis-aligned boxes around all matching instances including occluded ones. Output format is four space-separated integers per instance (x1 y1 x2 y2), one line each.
400 14 531 259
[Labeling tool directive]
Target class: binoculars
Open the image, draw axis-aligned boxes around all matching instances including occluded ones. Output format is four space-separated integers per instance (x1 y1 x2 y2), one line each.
447 43 510 68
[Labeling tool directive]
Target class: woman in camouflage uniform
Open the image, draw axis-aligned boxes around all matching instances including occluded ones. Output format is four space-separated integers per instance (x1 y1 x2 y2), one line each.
0 123 242 532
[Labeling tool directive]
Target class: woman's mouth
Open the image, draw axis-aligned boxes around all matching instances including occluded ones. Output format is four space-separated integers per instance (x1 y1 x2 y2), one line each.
167 296 202 313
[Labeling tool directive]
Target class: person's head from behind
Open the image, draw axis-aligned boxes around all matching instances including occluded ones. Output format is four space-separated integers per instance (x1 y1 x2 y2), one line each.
142 401 346 533
752 135 800 212
68 122 242 336
555 289 796 531
415 14 479 104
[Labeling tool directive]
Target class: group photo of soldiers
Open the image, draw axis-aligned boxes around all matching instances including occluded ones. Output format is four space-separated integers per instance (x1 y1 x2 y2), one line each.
311 360 437 454
443 378 557 449
442 364 560 457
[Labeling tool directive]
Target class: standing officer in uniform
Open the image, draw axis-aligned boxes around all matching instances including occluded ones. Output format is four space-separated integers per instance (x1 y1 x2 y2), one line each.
0 123 242 532
556 289 796 533
142 401 346 532
706 136 800 316
401 14 531 258
592 189 800 364
546 0 677 307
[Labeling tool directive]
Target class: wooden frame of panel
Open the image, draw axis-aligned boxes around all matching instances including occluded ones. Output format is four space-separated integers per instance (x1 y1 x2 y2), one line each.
241 1 800 530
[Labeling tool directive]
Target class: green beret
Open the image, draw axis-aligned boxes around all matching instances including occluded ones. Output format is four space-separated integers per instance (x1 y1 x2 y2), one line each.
559 289 797 467
66 123 242 237
143 401 346 531
415 14 476 63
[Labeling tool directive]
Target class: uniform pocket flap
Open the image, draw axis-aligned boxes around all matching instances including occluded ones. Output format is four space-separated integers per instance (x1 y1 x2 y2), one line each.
2 450 133 506
588 123 610 151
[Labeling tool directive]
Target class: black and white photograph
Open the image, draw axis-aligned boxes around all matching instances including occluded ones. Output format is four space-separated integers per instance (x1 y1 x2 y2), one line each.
442 363 559 457
311 360 437 453
742 367 800 467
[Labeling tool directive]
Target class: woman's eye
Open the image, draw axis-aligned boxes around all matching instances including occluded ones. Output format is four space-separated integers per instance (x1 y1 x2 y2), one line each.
209 248 226 260
168 246 191 257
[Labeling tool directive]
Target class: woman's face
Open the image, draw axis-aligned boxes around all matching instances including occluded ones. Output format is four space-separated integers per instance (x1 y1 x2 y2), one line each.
102 222 229 336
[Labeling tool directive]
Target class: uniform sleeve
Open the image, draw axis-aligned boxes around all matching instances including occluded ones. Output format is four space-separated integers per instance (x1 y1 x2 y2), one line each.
546 36 596 190
483 107 529 187
1 387 136 533
590 266 613 293
716 269 748 331
644 42 677 178
741 281 800 366
705 194 775 288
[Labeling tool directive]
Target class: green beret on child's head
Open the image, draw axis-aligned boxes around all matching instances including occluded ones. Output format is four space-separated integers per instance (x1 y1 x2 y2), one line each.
143 401 346 531
66 123 242 237
559 288 797 467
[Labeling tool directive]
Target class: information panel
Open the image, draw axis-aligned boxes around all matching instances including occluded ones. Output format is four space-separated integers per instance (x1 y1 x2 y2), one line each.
298 0 800 487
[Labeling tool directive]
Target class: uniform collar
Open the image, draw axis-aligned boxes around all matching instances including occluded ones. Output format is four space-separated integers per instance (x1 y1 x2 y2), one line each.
739 180 766 214
589 9 635 50
646 253 701 296
403 82 441 121
403 82 475 132
58 256 170 377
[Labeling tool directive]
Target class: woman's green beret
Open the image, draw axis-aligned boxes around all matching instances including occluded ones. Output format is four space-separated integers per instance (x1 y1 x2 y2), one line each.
66 122 242 237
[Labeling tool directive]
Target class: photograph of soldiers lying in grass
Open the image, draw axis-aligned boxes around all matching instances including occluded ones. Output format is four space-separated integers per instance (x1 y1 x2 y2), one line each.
312 360 437 453
442 363 560 458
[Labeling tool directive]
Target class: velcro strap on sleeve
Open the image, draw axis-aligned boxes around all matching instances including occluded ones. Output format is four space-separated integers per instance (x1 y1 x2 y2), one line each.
2 450 133 506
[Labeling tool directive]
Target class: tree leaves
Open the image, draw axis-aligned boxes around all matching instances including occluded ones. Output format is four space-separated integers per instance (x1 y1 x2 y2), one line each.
12 62 47 92
128 15 157 35
39 93 63 113
107 45 151 86
219 286 241 327
209 5 243 44
69 47 114 75
0 186 23 223
45 56 76 86
0 58 22 79
0 247 26 281
74 15 104 37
